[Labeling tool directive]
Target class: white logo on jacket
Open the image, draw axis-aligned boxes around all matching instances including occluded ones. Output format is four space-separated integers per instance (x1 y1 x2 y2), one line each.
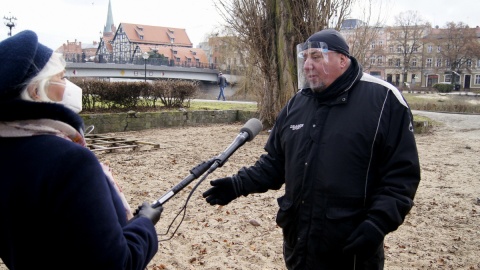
290 124 304 130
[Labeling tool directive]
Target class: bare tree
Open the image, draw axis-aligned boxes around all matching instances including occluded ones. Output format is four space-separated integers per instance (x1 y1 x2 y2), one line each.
387 10 429 87
428 22 480 85
341 0 389 73
215 0 354 127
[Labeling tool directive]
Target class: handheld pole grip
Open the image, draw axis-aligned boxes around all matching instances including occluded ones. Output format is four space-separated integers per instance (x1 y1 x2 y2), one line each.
151 158 215 208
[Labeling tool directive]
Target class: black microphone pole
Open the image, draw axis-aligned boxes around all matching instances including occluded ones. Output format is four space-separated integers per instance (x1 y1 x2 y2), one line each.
150 118 263 208
151 158 215 208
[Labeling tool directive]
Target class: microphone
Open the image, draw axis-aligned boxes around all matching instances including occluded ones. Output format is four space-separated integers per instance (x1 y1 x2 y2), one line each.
150 118 263 208
208 118 263 171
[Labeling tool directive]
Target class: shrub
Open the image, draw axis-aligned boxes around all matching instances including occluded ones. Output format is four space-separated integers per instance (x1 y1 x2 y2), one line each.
70 78 198 112
433 83 453 93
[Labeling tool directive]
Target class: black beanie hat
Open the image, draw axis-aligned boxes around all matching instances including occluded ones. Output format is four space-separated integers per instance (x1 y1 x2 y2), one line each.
306 29 350 57
0 30 53 100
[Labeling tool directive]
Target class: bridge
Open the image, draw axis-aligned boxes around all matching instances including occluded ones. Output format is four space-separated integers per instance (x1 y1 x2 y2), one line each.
65 62 240 83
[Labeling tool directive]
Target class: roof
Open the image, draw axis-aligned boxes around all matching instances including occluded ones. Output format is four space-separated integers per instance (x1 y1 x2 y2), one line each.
119 23 193 47
139 45 208 63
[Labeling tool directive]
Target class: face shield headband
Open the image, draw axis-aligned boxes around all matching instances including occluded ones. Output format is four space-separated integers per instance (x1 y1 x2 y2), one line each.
296 41 330 90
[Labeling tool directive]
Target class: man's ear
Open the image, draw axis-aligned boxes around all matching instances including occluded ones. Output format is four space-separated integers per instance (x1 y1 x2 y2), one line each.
340 54 349 68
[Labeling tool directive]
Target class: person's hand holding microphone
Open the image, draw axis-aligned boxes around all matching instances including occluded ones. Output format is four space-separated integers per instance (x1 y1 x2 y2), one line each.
134 202 163 225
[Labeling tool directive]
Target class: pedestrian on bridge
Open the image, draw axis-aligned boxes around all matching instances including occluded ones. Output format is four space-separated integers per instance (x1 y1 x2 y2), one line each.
217 72 228 101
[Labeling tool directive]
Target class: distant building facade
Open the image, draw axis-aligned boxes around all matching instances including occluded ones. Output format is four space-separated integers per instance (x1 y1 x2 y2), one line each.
56 39 98 63
340 21 480 90
208 35 245 74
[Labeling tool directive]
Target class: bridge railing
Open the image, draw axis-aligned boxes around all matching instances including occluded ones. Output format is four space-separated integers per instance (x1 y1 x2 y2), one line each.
91 56 219 70
70 57 246 76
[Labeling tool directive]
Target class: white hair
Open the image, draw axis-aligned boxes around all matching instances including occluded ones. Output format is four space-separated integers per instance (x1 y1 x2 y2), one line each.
20 52 66 102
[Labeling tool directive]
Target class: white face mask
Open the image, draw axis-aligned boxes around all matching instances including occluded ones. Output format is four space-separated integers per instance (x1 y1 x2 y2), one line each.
59 79 83 113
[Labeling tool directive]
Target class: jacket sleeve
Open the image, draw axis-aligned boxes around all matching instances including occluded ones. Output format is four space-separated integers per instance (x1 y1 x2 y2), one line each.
50 145 158 270
367 92 421 234
234 106 289 195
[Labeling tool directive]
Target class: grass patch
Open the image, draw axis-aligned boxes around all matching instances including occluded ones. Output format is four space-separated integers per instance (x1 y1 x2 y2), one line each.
188 100 257 111
403 93 480 114
82 92 479 115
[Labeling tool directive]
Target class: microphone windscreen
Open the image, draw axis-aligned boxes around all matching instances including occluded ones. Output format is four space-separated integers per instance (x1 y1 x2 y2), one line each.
240 118 263 141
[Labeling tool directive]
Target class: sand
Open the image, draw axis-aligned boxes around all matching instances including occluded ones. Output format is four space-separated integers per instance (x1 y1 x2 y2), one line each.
100 111 480 270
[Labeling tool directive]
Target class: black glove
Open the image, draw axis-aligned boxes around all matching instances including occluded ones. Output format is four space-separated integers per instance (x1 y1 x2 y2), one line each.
202 177 240 206
343 220 385 260
134 202 163 225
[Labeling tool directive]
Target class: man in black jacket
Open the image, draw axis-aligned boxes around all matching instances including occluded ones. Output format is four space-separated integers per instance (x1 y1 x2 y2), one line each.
203 29 421 270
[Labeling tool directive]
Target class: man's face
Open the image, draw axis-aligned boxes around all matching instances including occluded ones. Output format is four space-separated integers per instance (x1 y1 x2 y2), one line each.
301 49 345 92
301 49 330 91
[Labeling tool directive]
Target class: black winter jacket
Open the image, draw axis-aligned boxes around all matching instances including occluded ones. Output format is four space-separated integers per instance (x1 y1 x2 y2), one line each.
234 57 421 269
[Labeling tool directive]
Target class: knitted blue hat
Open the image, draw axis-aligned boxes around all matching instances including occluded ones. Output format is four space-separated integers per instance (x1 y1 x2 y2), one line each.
0 30 53 100
306 29 350 57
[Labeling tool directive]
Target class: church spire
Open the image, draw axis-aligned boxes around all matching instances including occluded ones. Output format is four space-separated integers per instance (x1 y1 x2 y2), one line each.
103 0 115 34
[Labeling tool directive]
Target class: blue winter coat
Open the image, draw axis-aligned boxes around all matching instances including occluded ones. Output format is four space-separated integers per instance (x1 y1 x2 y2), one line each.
233 57 421 269
0 100 158 270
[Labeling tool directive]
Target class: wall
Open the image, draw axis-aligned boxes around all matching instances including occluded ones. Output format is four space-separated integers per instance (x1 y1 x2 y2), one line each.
81 110 259 134
81 110 429 134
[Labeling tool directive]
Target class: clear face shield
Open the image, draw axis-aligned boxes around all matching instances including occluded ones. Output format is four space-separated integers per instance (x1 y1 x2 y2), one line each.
296 41 329 90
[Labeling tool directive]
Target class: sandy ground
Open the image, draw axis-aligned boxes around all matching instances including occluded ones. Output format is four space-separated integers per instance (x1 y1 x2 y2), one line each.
1 111 479 269
102 112 479 270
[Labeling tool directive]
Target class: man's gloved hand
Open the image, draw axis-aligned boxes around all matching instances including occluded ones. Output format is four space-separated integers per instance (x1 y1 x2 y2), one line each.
135 202 163 225
343 220 385 260
202 177 240 206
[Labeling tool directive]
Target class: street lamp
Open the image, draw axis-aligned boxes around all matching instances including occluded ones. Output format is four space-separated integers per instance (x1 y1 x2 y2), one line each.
3 12 17 37
170 39 174 66
142 52 149 82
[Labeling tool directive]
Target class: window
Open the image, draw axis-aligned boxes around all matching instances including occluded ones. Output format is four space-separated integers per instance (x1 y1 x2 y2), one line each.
437 46 441 52
371 41 375 49
477 59 480 68
395 59 400 67
445 74 451 82
370 57 376 65
388 58 393 66
445 59 450 68
389 45 394 53
412 58 417 67
476 74 480 85
436 58 442 67
378 40 383 48
412 46 418 52
466 59 472 68
426 58 432 67
377 56 383 65
396 45 402 53
427 45 432 53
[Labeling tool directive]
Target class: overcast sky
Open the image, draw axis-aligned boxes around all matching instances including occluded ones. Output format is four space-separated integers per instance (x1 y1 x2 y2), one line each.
2 0 479 50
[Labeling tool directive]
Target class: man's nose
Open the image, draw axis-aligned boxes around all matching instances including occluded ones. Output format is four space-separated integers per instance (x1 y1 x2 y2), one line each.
303 58 314 70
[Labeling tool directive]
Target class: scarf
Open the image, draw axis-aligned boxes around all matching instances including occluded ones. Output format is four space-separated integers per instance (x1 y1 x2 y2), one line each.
0 119 133 220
